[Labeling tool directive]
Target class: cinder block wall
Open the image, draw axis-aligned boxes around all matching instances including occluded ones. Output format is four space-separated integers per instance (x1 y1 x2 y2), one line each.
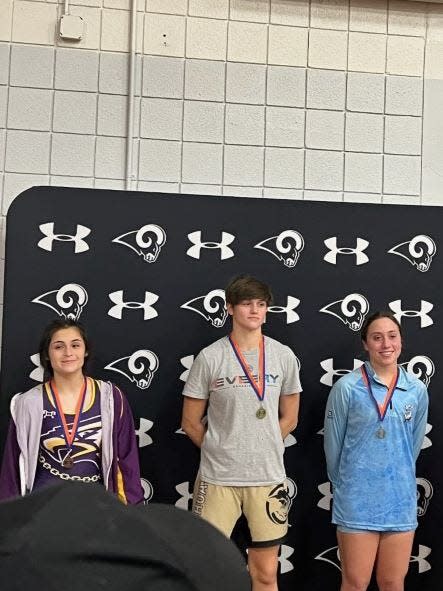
1 0 443 340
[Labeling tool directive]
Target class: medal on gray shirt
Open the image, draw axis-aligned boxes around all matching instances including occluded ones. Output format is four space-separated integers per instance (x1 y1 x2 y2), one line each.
228 335 267 419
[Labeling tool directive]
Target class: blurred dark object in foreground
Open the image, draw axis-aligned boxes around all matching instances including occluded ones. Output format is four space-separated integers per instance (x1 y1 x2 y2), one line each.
0 482 249 591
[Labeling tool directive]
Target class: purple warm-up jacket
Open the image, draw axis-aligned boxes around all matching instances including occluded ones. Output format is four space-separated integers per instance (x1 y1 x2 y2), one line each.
0 380 144 505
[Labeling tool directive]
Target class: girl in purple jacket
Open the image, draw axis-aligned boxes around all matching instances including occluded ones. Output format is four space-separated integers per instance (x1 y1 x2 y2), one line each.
0 319 143 504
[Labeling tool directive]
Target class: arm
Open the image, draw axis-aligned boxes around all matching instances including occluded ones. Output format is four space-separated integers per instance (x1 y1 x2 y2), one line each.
114 386 144 505
0 419 21 500
181 396 208 448
279 393 300 440
412 384 429 461
278 346 302 440
323 381 350 488
181 350 210 448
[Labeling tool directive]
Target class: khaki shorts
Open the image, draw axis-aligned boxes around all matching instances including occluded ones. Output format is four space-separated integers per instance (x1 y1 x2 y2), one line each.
192 479 290 547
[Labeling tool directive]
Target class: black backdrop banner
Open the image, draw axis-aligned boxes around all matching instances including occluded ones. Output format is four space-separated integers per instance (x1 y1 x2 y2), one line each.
0 186 440 590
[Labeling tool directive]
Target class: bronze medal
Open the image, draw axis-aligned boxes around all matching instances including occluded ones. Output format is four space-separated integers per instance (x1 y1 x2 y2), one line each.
62 457 74 469
50 377 87 474
256 407 266 419
376 427 386 439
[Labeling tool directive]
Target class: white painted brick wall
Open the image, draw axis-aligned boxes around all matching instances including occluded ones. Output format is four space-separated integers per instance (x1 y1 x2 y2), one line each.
8 87 53 131
227 63 266 104
350 0 387 32
305 150 344 191
305 110 345 151
0 0 441 203
182 142 223 184
98 93 140 136
51 133 96 176
225 104 265 145
53 91 97 134
267 66 305 107
266 106 305 148
10 45 55 88
344 152 383 193
0 87 7 128
183 101 224 143
308 69 346 110
187 17 227 60
6 130 51 174
264 147 304 188
1 0 443 348
186 60 225 101
142 98 183 140
345 113 384 152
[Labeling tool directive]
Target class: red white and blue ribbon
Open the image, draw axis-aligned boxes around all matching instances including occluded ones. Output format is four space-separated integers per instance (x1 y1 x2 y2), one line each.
228 335 266 403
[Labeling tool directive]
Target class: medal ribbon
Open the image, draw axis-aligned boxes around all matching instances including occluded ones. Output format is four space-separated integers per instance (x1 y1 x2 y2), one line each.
228 335 266 403
50 377 88 448
360 365 399 421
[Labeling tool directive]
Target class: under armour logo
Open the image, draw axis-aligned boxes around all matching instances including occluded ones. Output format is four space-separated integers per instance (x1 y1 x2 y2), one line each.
255 229 304 268
279 545 295 574
268 296 300 324
180 355 195 382
388 235 436 272
284 434 297 448
320 358 364 387
181 289 227 328
108 290 158 320
187 230 235 260
320 293 369 331
113 224 167 263
38 222 91 253
422 423 432 450
324 237 369 265
401 355 435 387
410 545 431 573
29 353 44 382
32 283 88 320
317 481 333 511
175 481 193 510
389 300 433 328
136 418 153 447
105 349 159 389
141 478 154 504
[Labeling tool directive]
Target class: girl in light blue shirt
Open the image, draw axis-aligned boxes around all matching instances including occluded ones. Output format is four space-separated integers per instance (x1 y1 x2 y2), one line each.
324 311 428 591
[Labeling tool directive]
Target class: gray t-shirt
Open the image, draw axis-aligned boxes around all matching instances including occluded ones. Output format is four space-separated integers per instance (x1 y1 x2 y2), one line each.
182 335 302 486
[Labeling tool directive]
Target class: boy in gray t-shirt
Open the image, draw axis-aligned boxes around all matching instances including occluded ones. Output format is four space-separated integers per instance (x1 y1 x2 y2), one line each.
182 275 301 591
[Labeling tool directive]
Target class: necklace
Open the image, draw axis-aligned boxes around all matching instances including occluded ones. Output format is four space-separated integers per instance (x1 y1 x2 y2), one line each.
228 335 267 419
49 377 88 469
360 365 399 439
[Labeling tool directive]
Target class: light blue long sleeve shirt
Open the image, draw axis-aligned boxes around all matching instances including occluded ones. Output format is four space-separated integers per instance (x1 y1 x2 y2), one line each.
324 361 428 531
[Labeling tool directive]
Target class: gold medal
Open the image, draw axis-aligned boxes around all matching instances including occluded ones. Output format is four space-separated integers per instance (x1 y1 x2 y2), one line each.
256 407 266 419
376 427 386 439
229 336 267 420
